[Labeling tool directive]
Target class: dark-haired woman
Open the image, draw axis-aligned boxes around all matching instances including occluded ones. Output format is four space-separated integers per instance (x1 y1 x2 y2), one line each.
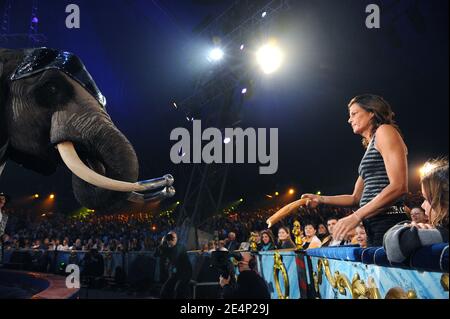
259 230 277 251
301 95 409 247
277 226 296 249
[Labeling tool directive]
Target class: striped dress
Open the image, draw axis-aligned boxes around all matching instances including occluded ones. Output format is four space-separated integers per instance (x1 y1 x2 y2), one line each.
358 135 403 208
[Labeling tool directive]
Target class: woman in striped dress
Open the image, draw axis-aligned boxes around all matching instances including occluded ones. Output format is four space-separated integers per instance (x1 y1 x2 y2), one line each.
301 95 409 246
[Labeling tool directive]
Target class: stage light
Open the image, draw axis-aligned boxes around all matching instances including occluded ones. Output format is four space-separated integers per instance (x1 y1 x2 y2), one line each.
262 11 267 18
224 137 231 144
34 194 40 199
239 198 244 202
208 48 224 62
266 194 273 199
288 189 295 195
419 162 437 178
176 201 181 205
241 88 248 94
317 191 322 195
256 41 284 74
172 102 178 109
240 44 245 50
275 192 280 196
49 194 55 199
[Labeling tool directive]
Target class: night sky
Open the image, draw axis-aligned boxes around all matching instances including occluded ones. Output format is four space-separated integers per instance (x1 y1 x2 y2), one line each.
0 0 448 214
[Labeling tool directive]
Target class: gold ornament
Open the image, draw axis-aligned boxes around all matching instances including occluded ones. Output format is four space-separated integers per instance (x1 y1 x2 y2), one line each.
441 273 449 291
315 258 381 299
292 220 303 249
273 252 290 299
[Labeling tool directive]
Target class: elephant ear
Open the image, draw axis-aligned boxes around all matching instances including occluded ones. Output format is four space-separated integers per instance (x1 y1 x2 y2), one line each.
0 49 22 173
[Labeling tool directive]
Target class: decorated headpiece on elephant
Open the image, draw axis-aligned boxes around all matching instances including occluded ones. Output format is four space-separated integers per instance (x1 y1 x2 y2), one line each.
0 48 175 210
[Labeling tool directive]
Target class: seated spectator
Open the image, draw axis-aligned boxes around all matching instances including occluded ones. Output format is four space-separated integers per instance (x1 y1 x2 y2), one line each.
277 226 296 249
216 240 228 252
259 230 277 251
220 252 270 299
57 239 70 251
249 231 262 251
317 223 329 241
207 240 217 252
355 224 368 248
384 159 449 263
303 224 322 249
225 232 240 251
322 217 339 247
410 207 428 224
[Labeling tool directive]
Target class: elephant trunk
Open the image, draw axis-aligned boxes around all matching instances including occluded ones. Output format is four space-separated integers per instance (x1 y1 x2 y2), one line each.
51 107 139 210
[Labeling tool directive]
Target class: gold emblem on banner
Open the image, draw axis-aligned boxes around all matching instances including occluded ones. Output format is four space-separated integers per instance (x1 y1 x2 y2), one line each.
314 258 381 299
273 252 290 299
441 273 449 291
385 287 417 299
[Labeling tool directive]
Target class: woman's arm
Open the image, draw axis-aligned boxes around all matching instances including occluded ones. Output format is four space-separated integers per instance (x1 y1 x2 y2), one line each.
333 125 408 240
318 176 364 207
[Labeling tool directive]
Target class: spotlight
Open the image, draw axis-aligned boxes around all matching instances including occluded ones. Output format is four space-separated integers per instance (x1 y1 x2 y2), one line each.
288 189 295 195
275 192 280 196
256 41 284 74
239 198 244 202
49 194 55 199
419 163 437 178
176 201 181 205
208 48 224 62
241 88 248 94
316 191 322 195
240 44 245 50
262 11 267 18
34 194 40 199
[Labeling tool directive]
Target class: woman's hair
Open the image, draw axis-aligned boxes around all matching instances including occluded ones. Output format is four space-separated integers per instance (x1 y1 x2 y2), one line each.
420 158 449 227
278 226 291 238
348 94 402 148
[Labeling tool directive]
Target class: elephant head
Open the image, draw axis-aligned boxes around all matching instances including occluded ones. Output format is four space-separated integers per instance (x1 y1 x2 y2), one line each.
0 48 174 210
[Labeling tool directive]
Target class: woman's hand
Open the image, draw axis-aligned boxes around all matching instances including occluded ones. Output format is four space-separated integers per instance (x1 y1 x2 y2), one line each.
333 214 361 241
301 194 323 208
410 222 435 230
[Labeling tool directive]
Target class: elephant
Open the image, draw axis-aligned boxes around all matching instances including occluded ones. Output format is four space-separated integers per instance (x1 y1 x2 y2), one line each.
0 47 175 211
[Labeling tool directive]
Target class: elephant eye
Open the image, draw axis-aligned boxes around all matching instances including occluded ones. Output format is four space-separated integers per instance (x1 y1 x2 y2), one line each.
34 78 74 108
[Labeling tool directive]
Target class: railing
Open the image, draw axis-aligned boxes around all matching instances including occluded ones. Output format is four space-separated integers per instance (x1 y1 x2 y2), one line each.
1 244 448 299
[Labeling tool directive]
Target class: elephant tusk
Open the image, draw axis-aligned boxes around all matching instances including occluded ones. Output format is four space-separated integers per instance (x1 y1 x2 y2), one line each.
57 141 174 193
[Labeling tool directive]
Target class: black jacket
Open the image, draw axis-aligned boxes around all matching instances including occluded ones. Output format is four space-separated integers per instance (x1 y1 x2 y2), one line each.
222 270 270 299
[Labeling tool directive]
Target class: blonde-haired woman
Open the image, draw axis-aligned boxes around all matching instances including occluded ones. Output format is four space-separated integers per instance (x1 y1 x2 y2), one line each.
384 158 449 263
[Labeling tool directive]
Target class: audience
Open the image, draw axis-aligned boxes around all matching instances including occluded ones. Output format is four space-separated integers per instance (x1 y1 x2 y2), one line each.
322 218 338 247
355 224 368 248
302 224 322 249
410 207 429 224
259 230 277 251
384 158 449 263
277 226 296 249
220 252 270 299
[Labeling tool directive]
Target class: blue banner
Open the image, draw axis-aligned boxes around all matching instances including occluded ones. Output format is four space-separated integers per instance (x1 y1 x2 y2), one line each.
309 256 449 299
